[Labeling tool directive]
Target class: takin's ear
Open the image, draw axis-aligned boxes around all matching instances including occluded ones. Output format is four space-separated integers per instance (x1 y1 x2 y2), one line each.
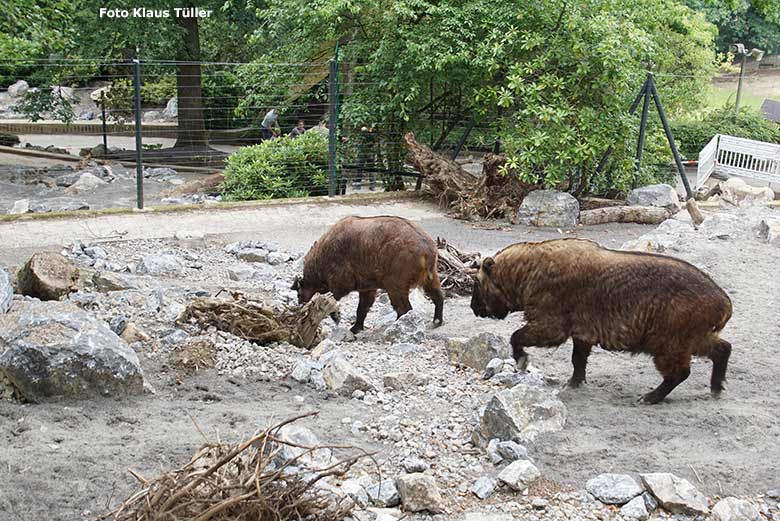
291 276 302 291
481 257 495 275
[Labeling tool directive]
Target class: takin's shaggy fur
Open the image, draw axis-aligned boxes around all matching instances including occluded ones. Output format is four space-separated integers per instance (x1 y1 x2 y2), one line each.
471 238 733 404
293 216 444 333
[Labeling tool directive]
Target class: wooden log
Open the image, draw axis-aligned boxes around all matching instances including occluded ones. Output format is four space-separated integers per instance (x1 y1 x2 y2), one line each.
579 205 671 225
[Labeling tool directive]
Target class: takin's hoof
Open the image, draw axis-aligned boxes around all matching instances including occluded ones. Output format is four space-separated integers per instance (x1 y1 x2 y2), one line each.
638 391 664 405
515 354 530 372
711 382 727 399
566 377 585 389
349 324 364 334
432 318 443 328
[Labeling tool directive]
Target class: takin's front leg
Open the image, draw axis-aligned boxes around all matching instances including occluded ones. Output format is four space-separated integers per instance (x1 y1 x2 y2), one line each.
510 321 568 372
351 290 377 334
568 338 592 389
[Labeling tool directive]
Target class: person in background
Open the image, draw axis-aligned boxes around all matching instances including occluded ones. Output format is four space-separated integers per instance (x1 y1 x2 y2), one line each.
261 108 280 140
310 120 329 138
289 119 306 138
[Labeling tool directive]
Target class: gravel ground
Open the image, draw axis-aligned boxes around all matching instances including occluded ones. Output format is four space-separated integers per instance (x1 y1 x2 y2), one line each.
1 200 779 521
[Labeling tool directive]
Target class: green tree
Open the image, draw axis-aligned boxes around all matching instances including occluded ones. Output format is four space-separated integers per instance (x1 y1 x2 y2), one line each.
683 0 780 53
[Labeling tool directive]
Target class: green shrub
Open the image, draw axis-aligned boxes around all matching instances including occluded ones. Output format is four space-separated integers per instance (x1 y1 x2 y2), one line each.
671 105 780 159
102 77 177 115
221 131 329 200
141 76 176 105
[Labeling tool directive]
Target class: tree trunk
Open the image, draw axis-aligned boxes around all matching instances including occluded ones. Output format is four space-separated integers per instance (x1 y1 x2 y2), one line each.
174 14 208 148
578 205 672 225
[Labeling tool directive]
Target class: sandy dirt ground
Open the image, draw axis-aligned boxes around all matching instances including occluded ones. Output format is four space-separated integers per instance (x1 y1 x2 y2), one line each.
0 198 779 521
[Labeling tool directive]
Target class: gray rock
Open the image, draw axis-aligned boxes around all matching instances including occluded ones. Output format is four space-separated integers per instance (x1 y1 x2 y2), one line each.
109 314 129 335
720 177 774 207
274 424 332 469
51 86 76 100
460 514 514 521
712 497 762 521
447 332 511 372
699 213 742 240
56 201 90 212
484 357 505 379
310 338 336 360
367 480 401 507
496 440 529 462
78 110 95 120
237 248 269 263
627 184 681 211
142 110 162 122
9 199 30 215
473 383 567 446
470 476 498 500
516 190 580 227
0 266 12 314
640 473 709 515
586 473 643 505
757 218 780 246
144 167 178 179
322 357 373 396
338 478 370 508
486 438 504 465
92 271 136 292
145 288 164 312
291 358 323 383
227 263 273 282
84 246 108 260
402 456 429 473
396 473 444 513
380 310 426 344
767 489 780 499
17 252 79 301
267 251 289 265
8 80 29 97
163 97 178 119
0 300 146 401
162 329 188 345
390 342 421 355
642 491 658 511
309 370 326 391
497 460 540 491
620 496 650 520
65 172 107 193
329 326 356 343
136 254 183 276
383 371 430 390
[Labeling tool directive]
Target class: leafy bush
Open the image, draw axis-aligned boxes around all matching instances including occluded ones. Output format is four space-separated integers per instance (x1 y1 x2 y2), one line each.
221 131 329 200
102 77 176 115
671 105 780 159
12 88 75 123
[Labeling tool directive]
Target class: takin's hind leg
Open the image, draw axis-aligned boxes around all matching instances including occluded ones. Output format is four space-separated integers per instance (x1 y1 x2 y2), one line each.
387 288 413 319
568 339 592 389
510 321 568 372
422 278 444 327
641 352 692 404
351 289 377 334
709 338 732 398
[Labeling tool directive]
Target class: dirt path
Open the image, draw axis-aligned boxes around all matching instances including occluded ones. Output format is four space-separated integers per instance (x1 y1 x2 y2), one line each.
1 199 778 520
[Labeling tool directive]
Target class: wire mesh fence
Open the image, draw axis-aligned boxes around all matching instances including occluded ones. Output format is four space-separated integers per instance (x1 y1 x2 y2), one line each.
1 58 778 214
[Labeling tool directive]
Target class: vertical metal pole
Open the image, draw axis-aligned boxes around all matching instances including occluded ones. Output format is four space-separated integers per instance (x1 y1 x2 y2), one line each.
734 53 746 121
648 75 694 200
327 58 338 196
100 93 107 152
633 73 652 188
133 58 144 209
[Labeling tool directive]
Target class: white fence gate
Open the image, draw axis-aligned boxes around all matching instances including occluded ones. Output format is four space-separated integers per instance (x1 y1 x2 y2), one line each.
696 134 780 188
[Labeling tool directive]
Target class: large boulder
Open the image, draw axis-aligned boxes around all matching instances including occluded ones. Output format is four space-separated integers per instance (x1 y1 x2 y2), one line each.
1 266 12 313
0 132 20 147
136 253 183 276
379 309 426 344
17 252 79 301
9 199 30 215
8 80 29 98
274 424 332 469
711 497 762 521
497 460 540 491
586 473 643 505
0 300 146 401
396 473 444 513
620 496 650 520
322 356 373 396
163 97 178 119
446 332 511 372
65 172 107 194
473 383 566 446
720 178 774 207
627 184 681 212
516 190 579 227
640 473 709 515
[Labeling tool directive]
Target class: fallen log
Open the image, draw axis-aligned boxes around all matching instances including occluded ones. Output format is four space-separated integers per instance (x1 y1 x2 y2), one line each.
578 206 672 225
176 291 338 349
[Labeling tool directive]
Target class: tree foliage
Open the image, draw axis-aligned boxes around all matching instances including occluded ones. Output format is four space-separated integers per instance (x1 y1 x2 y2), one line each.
683 0 780 53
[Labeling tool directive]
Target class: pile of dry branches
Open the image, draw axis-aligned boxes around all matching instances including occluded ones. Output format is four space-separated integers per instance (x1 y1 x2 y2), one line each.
437 238 480 296
405 132 537 221
176 291 338 349
99 413 372 521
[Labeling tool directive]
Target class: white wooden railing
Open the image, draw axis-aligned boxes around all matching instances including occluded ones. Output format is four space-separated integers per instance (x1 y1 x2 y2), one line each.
697 134 780 188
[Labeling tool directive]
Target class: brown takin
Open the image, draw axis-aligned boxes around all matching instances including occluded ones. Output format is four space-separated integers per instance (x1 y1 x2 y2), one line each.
470 238 732 404
293 216 444 333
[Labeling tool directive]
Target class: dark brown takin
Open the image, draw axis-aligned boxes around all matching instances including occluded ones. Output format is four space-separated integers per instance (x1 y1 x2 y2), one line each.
470 238 733 404
293 216 444 333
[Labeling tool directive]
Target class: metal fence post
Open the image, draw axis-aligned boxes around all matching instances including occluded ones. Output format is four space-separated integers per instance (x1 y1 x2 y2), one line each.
100 92 108 152
133 58 144 209
633 72 652 189
327 58 338 196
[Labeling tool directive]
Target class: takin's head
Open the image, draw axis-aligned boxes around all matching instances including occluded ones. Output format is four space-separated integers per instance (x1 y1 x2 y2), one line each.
291 275 325 305
470 257 512 320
